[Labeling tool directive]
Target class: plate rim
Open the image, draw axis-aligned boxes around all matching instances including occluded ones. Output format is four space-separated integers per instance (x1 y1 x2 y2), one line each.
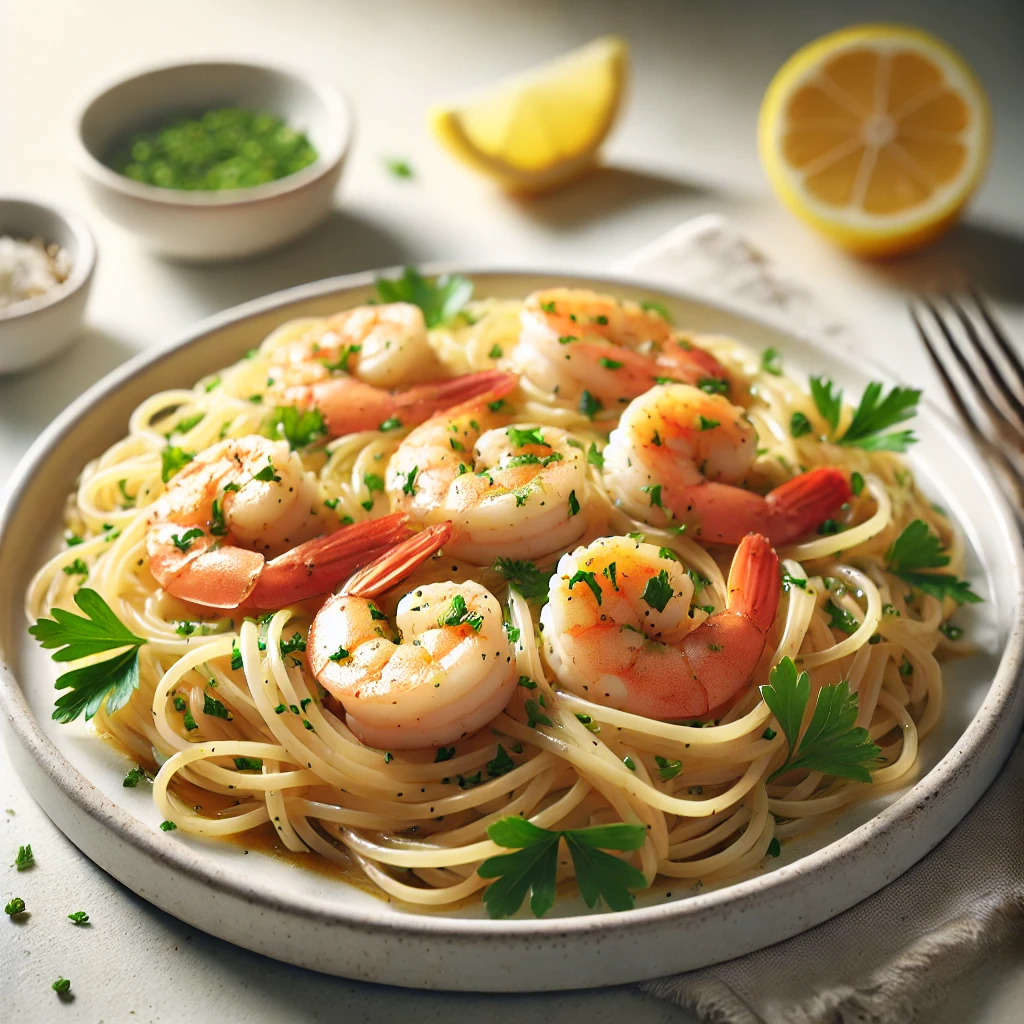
2 263 1022 946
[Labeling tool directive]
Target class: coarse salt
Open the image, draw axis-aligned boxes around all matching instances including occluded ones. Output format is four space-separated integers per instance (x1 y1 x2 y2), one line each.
0 236 71 312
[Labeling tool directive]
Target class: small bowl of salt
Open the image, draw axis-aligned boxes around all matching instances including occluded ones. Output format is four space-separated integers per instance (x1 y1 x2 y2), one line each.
0 197 96 374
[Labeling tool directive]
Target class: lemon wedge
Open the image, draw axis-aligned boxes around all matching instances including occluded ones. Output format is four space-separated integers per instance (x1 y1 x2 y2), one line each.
759 25 990 257
430 36 629 194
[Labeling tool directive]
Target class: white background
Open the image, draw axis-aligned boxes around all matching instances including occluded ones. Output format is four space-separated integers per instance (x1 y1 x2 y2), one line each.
1 0 1023 1020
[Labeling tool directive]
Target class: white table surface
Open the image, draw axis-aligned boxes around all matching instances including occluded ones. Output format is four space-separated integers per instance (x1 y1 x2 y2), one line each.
2 0 1023 1020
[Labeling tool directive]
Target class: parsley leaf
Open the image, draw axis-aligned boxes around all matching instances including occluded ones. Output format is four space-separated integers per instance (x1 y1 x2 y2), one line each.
160 446 194 483
760 657 881 783
568 570 602 604
641 570 673 612
478 817 647 918
586 442 604 469
886 520 982 605
15 844 34 871
790 411 812 438
809 376 842 433
507 426 545 448
493 558 550 601
374 266 473 328
252 461 280 483
439 594 484 632
486 743 516 778
761 347 783 376
30 589 148 724
267 405 327 449
840 383 921 451
810 377 921 451
579 390 603 419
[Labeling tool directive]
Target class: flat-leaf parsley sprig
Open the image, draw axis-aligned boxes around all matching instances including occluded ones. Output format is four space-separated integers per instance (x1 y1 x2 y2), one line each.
477 816 647 918
374 266 473 328
29 588 148 723
809 377 921 452
886 519 981 605
760 657 881 783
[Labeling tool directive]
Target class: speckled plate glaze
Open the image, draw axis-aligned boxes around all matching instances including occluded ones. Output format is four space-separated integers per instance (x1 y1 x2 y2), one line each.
1 269 1022 992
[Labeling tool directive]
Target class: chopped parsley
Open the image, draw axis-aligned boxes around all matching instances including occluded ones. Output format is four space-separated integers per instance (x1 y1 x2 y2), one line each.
123 765 152 788
586 442 604 469
641 570 673 612
401 466 419 496
385 157 414 179
493 558 549 601
62 558 88 577
579 390 603 419
698 376 729 395
379 416 403 432
267 405 327 449
568 569 602 605
827 600 860 634
328 646 350 662
488 344 503 359
5 897 26 916
252 461 280 483
760 347 783 376
67 911 89 925
696 415 720 431
507 426 545 448
790 411 812 438
202 693 232 720
851 471 865 496
640 300 672 321
434 746 455 762
568 490 580 517
486 744 516 778
440 594 484 632
233 757 264 771
641 483 663 508
159 821 177 832
171 528 204 552
599 357 623 370
525 699 553 729
15 844 34 871
161 446 194 483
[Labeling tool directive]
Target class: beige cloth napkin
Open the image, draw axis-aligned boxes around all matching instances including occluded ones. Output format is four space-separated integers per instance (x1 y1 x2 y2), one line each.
612 216 1024 1024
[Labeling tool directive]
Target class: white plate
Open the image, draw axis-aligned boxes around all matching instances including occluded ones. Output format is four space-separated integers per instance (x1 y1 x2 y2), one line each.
1 269 1022 991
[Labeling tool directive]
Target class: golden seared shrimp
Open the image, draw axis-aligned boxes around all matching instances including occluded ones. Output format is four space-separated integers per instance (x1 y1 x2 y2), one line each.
603 383 851 545
541 534 780 719
386 380 588 564
511 288 730 408
309 535 517 748
146 435 413 610
267 302 516 439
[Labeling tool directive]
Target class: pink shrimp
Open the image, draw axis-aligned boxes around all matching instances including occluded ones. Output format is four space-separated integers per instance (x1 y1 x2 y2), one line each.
511 288 731 409
308 522 518 749
266 301 518 437
603 383 851 545
146 435 416 610
541 533 780 719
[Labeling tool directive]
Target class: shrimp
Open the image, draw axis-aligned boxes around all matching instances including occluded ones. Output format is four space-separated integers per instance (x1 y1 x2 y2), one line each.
386 378 588 564
309 549 517 748
603 383 851 545
541 533 780 719
146 435 414 610
511 288 731 408
267 301 516 438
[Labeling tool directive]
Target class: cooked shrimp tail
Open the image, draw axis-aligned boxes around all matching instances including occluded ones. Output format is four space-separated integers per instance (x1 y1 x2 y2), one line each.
680 533 779 711
248 512 414 609
341 522 454 598
278 369 520 439
604 383 851 545
763 467 851 545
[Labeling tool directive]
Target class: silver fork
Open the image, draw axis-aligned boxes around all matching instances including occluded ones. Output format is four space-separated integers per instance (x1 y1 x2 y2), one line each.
910 288 1024 519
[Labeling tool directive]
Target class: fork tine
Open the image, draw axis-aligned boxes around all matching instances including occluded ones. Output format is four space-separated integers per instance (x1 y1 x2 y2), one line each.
968 285 1024 388
909 303 989 437
916 294 1024 446
945 290 1024 430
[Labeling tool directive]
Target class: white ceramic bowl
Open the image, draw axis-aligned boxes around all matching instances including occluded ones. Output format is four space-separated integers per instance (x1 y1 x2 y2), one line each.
0 197 96 374
72 60 352 262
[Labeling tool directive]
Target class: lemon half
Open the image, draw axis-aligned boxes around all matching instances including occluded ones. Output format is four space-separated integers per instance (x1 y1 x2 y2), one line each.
759 25 990 257
430 36 629 195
